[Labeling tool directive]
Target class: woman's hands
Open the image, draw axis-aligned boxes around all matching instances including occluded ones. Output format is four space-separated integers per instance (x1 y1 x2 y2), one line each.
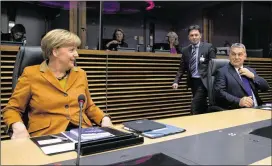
11 122 30 139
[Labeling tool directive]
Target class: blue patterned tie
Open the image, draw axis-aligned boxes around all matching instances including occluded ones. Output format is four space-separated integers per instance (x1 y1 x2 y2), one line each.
190 46 197 75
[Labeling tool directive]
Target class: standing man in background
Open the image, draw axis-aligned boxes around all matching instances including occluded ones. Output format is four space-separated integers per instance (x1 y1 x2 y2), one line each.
172 25 216 115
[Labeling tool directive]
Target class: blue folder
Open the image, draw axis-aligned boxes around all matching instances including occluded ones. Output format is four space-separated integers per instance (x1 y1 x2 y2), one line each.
141 124 186 139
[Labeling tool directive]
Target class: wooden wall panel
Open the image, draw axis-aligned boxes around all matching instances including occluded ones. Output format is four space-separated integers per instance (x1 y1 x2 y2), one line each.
0 46 19 140
1 46 271 139
104 53 191 123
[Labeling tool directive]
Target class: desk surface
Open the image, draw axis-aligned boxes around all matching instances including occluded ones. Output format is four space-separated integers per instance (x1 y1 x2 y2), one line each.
1 108 271 165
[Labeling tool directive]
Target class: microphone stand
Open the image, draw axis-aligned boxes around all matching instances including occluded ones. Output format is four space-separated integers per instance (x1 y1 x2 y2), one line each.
76 103 83 166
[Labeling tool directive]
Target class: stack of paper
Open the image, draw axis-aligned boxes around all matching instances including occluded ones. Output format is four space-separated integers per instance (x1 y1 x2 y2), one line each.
63 127 114 142
31 135 75 155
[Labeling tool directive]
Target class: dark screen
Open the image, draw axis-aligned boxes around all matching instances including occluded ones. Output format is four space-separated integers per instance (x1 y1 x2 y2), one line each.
107 153 188 166
250 125 272 139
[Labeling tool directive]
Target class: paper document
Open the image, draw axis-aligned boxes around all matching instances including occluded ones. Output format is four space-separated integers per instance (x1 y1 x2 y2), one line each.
37 138 62 145
40 143 75 155
67 127 114 141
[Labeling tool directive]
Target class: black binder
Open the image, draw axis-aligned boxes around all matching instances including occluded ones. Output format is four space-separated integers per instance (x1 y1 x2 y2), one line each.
31 127 144 156
75 127 144 156
123 119 166 133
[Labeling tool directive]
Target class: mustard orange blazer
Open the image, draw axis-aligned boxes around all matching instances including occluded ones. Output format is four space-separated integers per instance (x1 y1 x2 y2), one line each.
3 61 106 137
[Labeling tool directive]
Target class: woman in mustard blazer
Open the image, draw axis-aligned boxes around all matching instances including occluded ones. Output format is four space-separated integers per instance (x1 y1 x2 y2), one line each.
3 29 113 139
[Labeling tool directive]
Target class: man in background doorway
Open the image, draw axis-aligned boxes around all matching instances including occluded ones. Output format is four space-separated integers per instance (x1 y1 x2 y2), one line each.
172 25 216 115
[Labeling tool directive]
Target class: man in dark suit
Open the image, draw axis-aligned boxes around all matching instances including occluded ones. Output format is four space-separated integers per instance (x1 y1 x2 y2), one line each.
213 43 270 109
172 25 216 114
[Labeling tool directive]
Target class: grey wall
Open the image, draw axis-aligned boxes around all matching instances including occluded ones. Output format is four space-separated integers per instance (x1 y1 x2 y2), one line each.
176 3 241 48
14 8 46 46
86 14 146 49
176 9 203 47
50 10 69 31
1 2 243 49
1 9 172 48
211 3 240 47
1 8 8 33
86 13 173 49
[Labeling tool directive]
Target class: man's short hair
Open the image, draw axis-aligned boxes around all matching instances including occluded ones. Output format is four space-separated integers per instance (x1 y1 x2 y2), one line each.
188 25 201 34
230 43 246 50
11 24 26 34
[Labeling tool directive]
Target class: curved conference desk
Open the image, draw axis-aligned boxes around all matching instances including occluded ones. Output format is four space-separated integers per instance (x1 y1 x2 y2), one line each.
1 108 271 165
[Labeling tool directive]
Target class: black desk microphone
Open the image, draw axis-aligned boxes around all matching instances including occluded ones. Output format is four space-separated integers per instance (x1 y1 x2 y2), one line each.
76 94 85 166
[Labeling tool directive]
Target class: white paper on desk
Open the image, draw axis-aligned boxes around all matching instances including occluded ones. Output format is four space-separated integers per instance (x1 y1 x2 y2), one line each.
38 139 62 145
81 132 113 140
62 131 114 142
261 107 272 110
40 143 75 155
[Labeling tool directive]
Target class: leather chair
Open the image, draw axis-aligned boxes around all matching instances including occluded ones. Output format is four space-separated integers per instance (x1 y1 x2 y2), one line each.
207 58 230 112
11 46 44 125
12 46 44 91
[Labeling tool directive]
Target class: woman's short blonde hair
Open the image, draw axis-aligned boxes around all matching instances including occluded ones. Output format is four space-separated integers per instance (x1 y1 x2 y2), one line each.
41 29 81 60
166 31 179 46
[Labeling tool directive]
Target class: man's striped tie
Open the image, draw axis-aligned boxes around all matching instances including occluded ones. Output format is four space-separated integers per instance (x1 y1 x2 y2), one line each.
190 46 197 75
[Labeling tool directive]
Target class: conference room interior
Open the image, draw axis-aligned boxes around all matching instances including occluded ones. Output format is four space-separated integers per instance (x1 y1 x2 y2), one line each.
1 1 272 57
1 1 272 165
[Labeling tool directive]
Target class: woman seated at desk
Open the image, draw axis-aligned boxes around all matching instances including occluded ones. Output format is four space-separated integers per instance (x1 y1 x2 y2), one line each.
3 29 113 139
165 31 181 54
105 28 128 51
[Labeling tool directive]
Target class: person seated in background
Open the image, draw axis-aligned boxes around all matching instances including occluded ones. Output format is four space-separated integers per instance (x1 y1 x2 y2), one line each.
105 28 128 51
1 24 26 42
164 31 181 54
223 40 231 54
213 43 270 110
3 29 113 139
224 40 231 47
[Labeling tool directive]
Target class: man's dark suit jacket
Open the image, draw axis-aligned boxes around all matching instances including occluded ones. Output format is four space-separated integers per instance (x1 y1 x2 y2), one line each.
213 63 270 109
173 42 216 88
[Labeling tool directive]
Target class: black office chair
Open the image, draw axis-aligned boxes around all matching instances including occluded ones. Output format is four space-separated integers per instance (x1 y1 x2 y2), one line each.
207 58 230 112
11 46 44 125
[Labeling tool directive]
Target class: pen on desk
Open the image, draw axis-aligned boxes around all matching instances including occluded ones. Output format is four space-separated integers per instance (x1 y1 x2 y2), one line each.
123 127 133 131
50 135 69 141
123 127 139 133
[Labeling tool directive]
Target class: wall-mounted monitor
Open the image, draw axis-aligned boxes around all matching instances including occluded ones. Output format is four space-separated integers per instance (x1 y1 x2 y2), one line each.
246 49 263 58
216 47 229 55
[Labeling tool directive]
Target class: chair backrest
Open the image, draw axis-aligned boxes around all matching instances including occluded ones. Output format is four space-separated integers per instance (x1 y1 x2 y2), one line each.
207 59 230 106
12 46 44 91
12 46 44 126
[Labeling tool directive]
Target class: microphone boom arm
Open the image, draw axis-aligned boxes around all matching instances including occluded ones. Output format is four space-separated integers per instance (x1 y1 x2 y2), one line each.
76 94 86 166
